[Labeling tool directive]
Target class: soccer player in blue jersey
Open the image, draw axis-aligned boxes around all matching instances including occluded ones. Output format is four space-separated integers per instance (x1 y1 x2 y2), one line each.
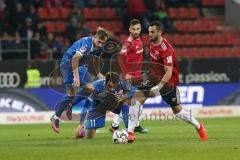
74 72 145 142
50 27 109 133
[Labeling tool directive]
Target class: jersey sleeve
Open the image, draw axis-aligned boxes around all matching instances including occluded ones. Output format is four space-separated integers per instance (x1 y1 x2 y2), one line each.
93 80 105 92
75 39 91 56
163 48 174 66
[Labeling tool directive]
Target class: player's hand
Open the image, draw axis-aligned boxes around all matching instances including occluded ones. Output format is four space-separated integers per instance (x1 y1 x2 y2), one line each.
115 93 128 103
72 76 80 88
149 85 161 97
97 73 105 79
124 74 133 81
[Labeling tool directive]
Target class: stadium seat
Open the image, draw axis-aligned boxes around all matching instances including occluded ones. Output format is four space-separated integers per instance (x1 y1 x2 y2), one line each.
45 22 56 32
105 8 115 19
179 8 188 19
225 33 237 45
83 8 94 19
56 21 66 32
94 8 105 19
100 21 112 31
111 21 124 33
89 21 99 30
119 34 128 42
224 48 233 57
191 47 201 58
59 7 70 18
194 34 204 46
168 8 178 19
181 48 191 57
184 34 194 46
172 34 183 46
205 34 214 45
189 8 200 19
49 8 61 19
201 47 212 57
212 48 223 57
208 20 217 31
175 21 184 31
38 7 49 19
214 34 225 45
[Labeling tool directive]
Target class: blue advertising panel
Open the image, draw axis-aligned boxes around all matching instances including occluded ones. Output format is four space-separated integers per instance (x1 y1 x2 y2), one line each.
27 83 240 111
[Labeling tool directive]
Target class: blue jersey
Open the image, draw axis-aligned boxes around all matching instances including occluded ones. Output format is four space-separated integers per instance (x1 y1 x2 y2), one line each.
92 79 136 99
60 37 101 66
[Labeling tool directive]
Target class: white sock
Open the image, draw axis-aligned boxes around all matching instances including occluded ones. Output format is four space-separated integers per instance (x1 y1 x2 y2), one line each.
54 114 60 120
136 104 143 127
175 107 200 129
112 111 123 127
128 99 141 133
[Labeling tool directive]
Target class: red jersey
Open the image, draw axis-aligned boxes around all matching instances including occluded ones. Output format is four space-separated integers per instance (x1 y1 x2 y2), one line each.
149 38 179 86
118 35 143 80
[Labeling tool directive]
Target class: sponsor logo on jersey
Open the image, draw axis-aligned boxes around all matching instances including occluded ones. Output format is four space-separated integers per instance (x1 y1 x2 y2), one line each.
167 56 172 63
161 42 167 51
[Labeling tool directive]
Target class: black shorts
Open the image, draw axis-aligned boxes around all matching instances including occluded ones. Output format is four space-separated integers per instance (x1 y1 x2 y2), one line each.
138 76 181 107
87 93 122 120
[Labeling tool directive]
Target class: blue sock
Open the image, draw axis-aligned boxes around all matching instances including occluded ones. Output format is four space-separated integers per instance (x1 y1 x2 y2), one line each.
70 88 91 106
55 95 73 117
80 99 93 124
121 104 129 128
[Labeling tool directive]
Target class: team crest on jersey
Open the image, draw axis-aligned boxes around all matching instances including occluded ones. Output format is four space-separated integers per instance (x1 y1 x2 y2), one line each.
79 45 87 53
155 51 159 55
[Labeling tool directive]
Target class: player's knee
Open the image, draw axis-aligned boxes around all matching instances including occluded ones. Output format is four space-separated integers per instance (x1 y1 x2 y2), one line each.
134 90 146 104
172 105 182 114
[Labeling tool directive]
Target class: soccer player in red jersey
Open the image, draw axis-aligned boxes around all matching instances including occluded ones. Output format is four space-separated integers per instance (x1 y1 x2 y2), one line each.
141 21 208 141
110 19 148 139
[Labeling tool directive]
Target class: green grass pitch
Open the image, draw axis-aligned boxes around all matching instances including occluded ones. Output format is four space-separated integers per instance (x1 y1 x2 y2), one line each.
0 117 240 160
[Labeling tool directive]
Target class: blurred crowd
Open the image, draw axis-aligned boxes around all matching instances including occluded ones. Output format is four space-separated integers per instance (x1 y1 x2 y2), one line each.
0 0 203 60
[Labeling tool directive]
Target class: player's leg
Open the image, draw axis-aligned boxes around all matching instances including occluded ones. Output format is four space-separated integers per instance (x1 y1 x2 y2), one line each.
76 115 106 139
66 68 93 120
127 90 146 142
134 104 149 133
110 103 130 132
51 65 92 133
132 79 149 133
162 87 208 141
51 87 76 133
110 112 122 132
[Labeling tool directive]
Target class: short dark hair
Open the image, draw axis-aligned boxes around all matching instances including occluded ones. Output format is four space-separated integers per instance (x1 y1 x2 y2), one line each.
149 21 164 31
105 72 119 84
129 19 140 27
96 27 109 40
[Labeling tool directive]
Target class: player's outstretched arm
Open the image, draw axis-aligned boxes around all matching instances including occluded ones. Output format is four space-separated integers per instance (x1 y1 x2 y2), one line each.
72 53 83 88
150 65 173 96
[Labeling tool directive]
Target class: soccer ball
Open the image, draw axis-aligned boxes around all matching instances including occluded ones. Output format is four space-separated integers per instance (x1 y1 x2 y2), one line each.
112 129 128 144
